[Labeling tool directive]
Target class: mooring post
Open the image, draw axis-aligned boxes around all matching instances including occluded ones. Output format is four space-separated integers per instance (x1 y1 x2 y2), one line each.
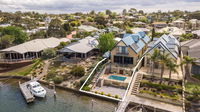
53 84 56 97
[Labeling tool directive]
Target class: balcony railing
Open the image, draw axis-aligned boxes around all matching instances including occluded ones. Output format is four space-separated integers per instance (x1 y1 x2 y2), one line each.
116 52 129 55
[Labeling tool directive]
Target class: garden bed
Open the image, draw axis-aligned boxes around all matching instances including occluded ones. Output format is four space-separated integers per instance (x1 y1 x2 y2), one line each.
137 75 183 105
185 82 200 112
45 56 99 89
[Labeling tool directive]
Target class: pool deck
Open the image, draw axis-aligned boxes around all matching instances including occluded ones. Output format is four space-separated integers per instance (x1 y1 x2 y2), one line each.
92 86 126 98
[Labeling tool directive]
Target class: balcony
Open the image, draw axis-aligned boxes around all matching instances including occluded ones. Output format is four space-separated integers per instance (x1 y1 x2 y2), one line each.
116 52 129 55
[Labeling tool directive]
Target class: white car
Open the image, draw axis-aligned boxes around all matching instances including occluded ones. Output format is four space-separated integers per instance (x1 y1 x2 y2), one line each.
27 81 46 98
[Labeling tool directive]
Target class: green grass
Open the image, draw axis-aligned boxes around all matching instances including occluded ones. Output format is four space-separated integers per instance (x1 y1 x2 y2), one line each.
2 59 42 76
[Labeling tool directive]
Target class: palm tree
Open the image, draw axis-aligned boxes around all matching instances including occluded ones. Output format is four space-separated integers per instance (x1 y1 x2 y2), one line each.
166 58 178 84
182 56 196 80
159 52 170 84
148 49 160 77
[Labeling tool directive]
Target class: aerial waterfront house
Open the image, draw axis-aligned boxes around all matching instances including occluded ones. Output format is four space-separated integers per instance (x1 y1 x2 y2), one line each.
59 36 98 59
110 32 150 67
0 37 69 62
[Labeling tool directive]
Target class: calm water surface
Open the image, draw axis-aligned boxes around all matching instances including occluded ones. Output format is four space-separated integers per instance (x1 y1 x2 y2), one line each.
0 79 116 112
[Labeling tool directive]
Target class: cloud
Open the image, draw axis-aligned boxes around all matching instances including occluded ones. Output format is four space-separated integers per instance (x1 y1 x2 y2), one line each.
0 0 200 13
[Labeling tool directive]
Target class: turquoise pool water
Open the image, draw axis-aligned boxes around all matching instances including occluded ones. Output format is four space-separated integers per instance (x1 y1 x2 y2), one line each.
108 75 126 81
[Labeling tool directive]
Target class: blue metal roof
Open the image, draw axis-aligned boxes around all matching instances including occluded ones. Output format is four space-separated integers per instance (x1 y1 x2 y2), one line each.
122 33 146 54
137 31 150 44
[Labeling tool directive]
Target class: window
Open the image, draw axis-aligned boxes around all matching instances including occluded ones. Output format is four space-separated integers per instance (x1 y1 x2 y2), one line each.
114 56 123 64
124 57 133 64
114 56 133 64
118 46 128 54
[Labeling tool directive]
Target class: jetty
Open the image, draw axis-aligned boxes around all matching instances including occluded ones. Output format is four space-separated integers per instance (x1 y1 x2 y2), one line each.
19 80 35 103
18 60 50 103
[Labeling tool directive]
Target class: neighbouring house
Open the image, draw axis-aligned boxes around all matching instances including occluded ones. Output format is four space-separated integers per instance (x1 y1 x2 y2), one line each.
144 34 180 69
106 26 121 33
189 19 200 30
152 22 167 28
78 25 98 32
133 22 146 28
131 28 150 34
181 39 200 75
0 37 69 62
173 19 185 29
157 27 186 37
59 36 98 60
110 32 150 67
192 30 200 38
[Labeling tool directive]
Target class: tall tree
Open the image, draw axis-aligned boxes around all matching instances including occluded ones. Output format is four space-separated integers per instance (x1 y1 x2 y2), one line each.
122 9 127 16
0 35 14 49
94 16 108 26
159 52 170 84
106 10 112 16
182 56 196 80
63 22 72 32
1 26 28 44
151 27 156 41
166 58 178 84
148 48 160 77
47 18 66 37
97 33 115 53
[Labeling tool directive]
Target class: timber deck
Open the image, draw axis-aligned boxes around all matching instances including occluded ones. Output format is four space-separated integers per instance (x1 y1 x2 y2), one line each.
19 80 35 103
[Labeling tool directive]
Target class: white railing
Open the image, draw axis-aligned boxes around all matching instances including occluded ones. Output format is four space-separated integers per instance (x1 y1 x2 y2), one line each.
0 57 34 63
79 58 107 91
121 56 144 101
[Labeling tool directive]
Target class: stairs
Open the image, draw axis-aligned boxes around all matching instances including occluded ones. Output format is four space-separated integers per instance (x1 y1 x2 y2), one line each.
131 73 143 95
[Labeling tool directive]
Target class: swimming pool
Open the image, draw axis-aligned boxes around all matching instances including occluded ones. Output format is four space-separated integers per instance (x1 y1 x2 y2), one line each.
108 75 126 81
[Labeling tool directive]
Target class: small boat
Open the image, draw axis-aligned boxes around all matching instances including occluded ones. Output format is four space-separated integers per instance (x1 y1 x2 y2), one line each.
27 81 46 98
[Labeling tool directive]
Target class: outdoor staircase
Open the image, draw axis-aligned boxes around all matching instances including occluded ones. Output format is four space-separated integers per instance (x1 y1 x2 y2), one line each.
131 73 143 95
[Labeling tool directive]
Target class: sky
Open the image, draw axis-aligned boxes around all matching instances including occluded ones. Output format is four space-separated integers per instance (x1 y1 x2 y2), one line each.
0 0 200 14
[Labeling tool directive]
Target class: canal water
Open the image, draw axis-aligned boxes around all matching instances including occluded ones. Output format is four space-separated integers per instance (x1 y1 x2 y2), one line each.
0 79 116 112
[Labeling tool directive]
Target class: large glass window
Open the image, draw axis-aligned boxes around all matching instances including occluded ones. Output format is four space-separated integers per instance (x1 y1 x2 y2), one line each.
114 56 133 64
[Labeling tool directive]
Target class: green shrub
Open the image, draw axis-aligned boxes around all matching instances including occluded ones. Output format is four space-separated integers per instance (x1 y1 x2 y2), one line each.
107 93 111 97
114 95 119 99
100 92 104 95
95 91 98 94
53 76 64 84
42 48 56 59
82 86 91 91
140 80 178 90
57 41 70 49
47 71 56 80
70 65 85 77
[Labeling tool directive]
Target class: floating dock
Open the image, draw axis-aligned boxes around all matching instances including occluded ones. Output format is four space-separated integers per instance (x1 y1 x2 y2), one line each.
19 81 35 103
